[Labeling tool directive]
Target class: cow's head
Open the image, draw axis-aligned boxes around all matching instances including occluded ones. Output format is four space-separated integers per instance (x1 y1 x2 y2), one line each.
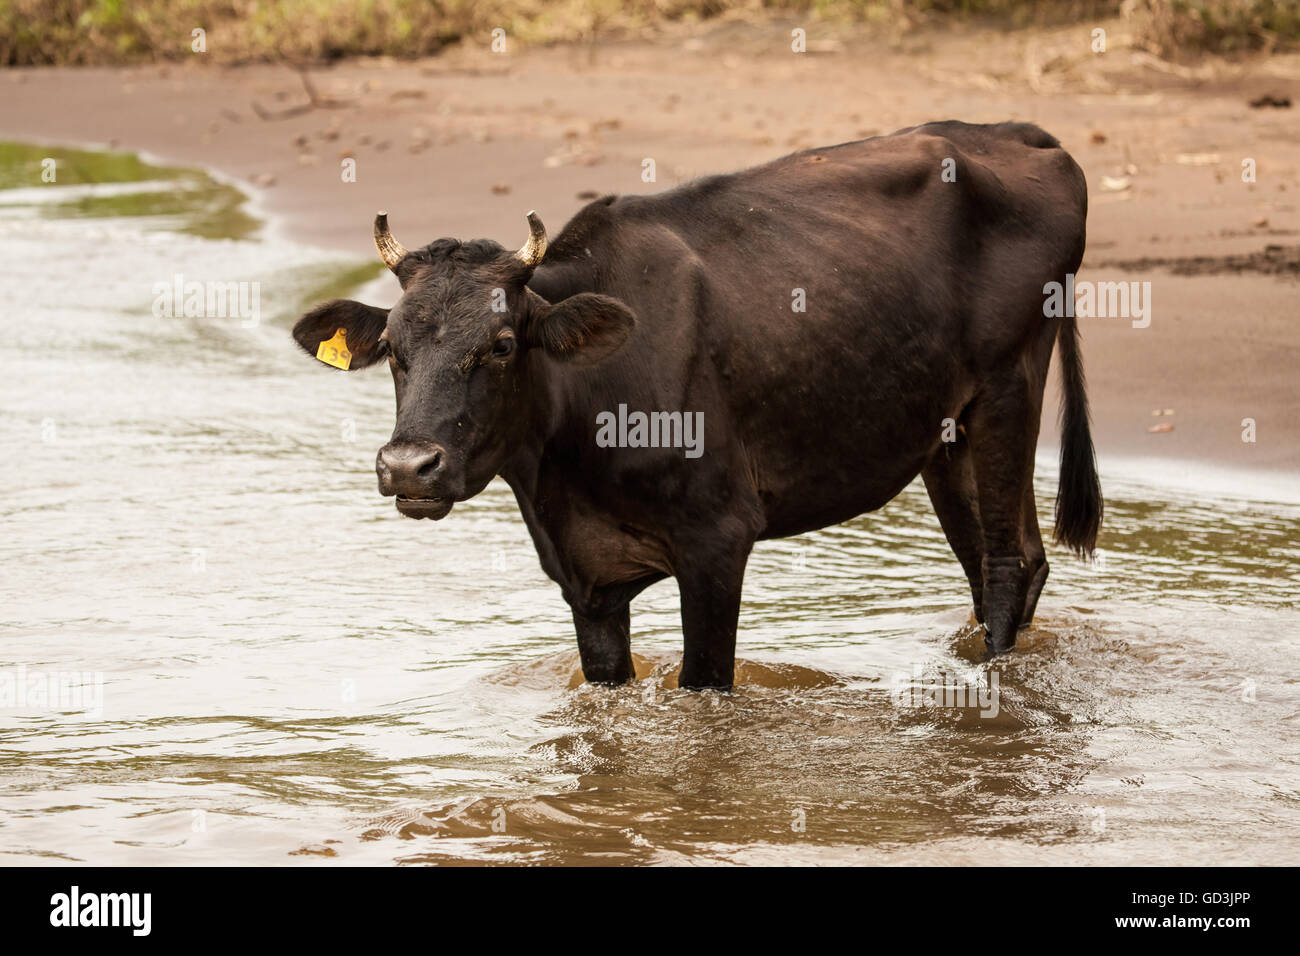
293 212 636 519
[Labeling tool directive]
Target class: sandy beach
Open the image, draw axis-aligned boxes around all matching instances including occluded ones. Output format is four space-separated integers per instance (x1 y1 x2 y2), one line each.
3 18 1297 475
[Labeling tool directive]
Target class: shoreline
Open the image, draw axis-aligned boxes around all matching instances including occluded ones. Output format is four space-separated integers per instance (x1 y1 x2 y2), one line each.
1039 450 1300 505
4 25 1298 476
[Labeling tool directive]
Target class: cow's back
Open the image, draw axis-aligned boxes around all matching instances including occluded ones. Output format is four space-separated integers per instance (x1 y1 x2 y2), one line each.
531 122 1087 535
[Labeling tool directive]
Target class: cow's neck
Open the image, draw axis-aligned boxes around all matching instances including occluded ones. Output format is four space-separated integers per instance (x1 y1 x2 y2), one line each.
501 259 602 486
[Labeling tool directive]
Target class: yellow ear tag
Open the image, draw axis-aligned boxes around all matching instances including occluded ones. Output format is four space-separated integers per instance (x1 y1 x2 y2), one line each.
316 328 352 370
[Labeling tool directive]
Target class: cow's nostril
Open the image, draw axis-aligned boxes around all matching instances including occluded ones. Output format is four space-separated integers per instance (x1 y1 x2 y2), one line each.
416 448 444 482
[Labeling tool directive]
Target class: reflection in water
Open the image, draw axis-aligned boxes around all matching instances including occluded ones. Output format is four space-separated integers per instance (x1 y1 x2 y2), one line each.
1 146 1297 865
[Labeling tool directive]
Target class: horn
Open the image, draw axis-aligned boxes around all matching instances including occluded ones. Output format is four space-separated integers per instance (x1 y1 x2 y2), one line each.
373 211 408 272
515 210 547 268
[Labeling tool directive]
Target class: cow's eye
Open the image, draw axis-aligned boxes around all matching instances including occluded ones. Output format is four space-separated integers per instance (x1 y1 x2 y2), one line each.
492 334 516 358
382 342 404 372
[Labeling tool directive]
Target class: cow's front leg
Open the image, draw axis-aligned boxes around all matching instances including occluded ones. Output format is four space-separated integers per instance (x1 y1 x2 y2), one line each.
676 544 752 690
572 605 635 685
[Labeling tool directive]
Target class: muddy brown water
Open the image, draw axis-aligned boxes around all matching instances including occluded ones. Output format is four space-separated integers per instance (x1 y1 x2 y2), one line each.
1 145 1298 865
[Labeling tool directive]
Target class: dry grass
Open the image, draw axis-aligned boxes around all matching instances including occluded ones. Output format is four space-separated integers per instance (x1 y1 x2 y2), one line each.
1123 0 1300 58
1 0 1294 66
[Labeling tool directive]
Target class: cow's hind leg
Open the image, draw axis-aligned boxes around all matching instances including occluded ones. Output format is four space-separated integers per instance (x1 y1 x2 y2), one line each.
1020 487 1049 627
967 373 1039 655
922 429 986 624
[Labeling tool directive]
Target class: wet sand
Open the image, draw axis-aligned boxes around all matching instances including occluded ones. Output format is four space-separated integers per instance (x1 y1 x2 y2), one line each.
3 19 1298 474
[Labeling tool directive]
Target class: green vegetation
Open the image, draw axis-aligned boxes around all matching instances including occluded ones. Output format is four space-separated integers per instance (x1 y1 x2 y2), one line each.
0 0 1295 65
0 140 259 239
295 259 386 308
0 139 171 185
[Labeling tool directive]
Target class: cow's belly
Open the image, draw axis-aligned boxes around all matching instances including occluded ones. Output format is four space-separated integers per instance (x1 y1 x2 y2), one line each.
751 429 940 540
733 334 974 541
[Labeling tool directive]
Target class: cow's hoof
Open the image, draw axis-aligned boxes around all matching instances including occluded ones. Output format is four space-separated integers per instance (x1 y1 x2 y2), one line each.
584 675 634 687
983 628 1016 656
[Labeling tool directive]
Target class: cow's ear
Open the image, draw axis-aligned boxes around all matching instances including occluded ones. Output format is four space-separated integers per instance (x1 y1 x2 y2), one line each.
292 299 390 371
526 292 635 366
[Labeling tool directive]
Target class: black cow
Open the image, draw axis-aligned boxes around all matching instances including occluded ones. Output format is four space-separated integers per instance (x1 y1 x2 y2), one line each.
292 120 1102 690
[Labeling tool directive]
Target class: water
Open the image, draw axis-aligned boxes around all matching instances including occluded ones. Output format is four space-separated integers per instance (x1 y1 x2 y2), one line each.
1 145 1298 865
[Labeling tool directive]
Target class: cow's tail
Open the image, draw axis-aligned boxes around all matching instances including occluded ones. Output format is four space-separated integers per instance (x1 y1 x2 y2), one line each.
1053 309 1103 558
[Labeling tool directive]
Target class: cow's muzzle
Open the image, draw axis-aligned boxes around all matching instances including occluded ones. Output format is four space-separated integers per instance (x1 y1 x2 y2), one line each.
376 442 457 520
393 496 454 520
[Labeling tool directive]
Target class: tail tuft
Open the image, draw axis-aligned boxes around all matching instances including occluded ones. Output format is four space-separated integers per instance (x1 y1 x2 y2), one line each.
1054 312 1103 558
